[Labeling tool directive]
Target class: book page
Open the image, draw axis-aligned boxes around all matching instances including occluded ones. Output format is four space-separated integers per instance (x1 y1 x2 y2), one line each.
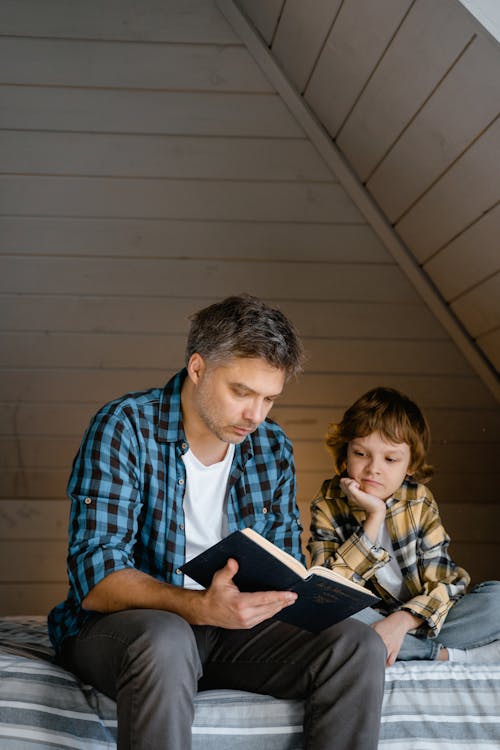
241 528 308 578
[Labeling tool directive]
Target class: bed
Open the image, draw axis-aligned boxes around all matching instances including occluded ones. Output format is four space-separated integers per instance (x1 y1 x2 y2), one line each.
1 616 500 750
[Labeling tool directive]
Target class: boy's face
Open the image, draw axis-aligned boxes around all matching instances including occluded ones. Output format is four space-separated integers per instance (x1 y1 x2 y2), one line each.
346 431 413 502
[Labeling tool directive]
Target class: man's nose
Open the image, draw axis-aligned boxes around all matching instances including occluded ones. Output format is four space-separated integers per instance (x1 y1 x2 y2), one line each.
243 400 265 425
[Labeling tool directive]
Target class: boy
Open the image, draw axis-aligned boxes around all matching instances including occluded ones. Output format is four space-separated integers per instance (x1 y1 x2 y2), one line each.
308 386 500 666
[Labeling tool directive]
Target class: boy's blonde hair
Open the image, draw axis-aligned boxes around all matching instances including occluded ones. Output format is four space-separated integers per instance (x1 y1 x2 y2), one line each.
326 387 433 483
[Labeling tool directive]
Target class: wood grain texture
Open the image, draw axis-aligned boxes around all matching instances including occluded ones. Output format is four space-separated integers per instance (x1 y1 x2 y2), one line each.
367 34 500 222
336 0 475 180
305 0 413 137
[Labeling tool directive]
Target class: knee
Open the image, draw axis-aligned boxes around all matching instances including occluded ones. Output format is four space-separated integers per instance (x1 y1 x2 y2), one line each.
319 618 386 671
123 610 201 677
470 580 500 607
346 618 386 667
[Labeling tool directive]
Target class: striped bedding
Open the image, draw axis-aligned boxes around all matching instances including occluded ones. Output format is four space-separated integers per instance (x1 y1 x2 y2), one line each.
1 617 500 750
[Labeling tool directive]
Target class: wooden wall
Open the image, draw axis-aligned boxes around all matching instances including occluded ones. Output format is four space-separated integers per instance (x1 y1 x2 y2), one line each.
0 0 499 615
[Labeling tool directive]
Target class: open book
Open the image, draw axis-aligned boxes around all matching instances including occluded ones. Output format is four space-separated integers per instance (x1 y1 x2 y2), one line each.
180 527 379 632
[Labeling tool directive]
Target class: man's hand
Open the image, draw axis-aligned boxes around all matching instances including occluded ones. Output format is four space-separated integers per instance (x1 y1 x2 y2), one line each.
199 558 298 629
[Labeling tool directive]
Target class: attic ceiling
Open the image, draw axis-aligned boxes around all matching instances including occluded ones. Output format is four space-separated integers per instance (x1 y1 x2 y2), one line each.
220 0 500 398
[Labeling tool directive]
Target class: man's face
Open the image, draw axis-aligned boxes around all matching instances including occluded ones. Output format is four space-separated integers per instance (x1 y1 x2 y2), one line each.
346 431 413 502
190 355 285 444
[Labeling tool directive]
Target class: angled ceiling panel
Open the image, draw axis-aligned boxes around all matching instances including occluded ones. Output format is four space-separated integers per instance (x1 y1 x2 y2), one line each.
226 0 500 395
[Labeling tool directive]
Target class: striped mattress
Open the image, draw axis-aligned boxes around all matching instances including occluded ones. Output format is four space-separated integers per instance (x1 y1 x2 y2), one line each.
1 616 499 750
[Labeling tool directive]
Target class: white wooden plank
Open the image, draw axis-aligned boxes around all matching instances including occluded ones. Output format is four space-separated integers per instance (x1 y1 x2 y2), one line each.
296 470 498 506
0 294 446 341
274 406 500 443
0 469 69 500
0 438 81 470
0 257 418 303
0 176 362 223
6 435 500 472
305 0 413 137
0 333 187 370
0 37 272 93
0 0 239 44
0 500 68 540
424 204 500 300
0 218 389 262
2 499 498 546
271 0 342 92
0 541 68 582
448 542 500 582
0 403 98 438
0 464 496 504
0 332 471 376
396 116 500 259
367 34 500 222
0 370 495 409
283 373 497 409
0 131 333 182
438 503 500 543
235 0 284 44
0 583 69 616
477 327 500 373
293 440 500 475
336 0 475 181
2 403 499 443
304 338 470 376
0 86 303 137
451 272 500 337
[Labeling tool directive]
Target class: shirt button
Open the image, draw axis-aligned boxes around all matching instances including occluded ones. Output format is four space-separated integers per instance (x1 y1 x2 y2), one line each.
181 442 188 451
178 478 184 486
84 497 92 505
176 568 182 575
179 523 185 531
263 507 268 514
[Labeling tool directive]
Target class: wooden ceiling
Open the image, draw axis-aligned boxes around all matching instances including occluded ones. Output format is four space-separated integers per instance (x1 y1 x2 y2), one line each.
224 0 500 396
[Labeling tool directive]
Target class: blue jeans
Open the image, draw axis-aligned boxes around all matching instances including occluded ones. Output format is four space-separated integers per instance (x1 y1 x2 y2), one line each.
352 580 500 660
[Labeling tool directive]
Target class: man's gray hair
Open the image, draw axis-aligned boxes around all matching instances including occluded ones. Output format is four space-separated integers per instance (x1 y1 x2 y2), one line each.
185 294 304 380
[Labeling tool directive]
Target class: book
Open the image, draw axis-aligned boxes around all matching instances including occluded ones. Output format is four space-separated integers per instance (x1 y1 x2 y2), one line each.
180 527 379 633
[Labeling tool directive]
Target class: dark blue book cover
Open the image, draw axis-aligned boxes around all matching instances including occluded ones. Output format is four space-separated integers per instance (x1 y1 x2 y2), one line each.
180 528 379 632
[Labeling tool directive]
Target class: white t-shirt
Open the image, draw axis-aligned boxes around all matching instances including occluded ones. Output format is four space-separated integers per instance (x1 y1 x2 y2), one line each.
181 444 235 590
375 523 410 601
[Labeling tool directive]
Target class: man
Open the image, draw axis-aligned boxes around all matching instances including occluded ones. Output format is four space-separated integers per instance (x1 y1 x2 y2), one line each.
48 294 385 750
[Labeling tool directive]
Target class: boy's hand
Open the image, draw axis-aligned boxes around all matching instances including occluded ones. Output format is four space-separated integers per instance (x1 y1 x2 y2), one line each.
340 476 386 544
340 477 386 516
371 611 424 667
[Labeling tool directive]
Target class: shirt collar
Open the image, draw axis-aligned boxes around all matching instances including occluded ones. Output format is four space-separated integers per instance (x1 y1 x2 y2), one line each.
158 369 187 444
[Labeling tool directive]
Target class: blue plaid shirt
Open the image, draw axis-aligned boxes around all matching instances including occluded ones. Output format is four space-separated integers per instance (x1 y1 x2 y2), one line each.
48 369 304 651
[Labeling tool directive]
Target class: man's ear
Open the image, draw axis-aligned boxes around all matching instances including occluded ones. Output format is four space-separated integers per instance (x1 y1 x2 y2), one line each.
186 352 205 384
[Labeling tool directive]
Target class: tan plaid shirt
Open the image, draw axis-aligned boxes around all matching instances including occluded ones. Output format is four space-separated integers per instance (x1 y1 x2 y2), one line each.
308 475 470 638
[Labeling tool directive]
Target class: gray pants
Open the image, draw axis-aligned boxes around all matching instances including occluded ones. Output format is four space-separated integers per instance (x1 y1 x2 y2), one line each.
61 610 386 750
